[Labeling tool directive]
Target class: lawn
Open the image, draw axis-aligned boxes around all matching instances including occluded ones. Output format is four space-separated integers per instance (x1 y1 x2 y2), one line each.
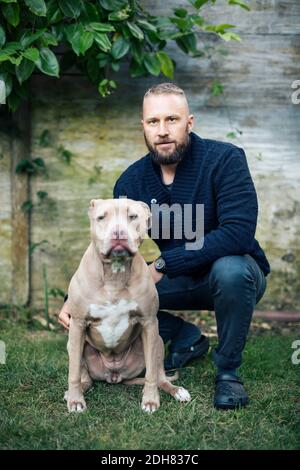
0 311 299 450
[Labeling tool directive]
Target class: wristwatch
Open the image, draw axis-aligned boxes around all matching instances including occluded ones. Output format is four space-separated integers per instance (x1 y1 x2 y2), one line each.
154 256 167 274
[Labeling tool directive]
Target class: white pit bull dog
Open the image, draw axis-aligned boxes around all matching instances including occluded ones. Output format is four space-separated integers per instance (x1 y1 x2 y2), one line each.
64 198 191 413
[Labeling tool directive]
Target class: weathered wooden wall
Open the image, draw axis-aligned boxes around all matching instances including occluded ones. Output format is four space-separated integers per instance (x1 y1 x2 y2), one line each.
0 0 299 313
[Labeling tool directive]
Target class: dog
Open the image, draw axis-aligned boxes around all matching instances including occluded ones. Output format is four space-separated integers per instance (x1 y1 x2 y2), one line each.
64 198 191 413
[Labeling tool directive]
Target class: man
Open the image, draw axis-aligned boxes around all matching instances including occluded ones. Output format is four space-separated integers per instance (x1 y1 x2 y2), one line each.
59 83 270 410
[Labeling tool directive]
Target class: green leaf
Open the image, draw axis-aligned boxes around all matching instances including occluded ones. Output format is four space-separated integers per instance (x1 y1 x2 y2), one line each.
21 200 34 213
80 31 94 54
16 58 35 84
111 61 119 72
35 47 59 77
46 0 63 23
171 16 193 32
89 22 116 33
23 47 40 62
211 79 223 97
226 131 237 139
8 55 22 65
41 32 58 47
94 33 111 53
174 8 188 18
0 26 6 48
39 130 51 147
99 0 127 11
58 0 82 18
136 20 157 33
204 24 235 34
24 0 47 17
175 33 198 54
57 145 73 163
0 0 17 3
130 39 144 64
228 0 250 11
129 58 146 78
111 36 130 60
7 91 22 112
80 2 100 22
219 31 241 42
65 24 92 56
2 3 20 27
127 22 144 41
0 43 19 63
156 51 174 79
20 29 45 49
65 27 93 55
188 0 210 8
144 53 161 76
97 52 108 68
108 8 130 22
65 24 80 55
98 78 108 97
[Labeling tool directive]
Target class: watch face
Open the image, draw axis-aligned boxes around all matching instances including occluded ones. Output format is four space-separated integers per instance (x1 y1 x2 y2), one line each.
155 257 166 271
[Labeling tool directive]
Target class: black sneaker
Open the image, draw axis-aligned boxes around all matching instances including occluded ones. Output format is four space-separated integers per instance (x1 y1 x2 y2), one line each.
164 335 210 370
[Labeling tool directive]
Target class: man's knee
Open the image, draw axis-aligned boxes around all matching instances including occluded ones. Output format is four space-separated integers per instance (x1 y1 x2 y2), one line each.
209 255 254 290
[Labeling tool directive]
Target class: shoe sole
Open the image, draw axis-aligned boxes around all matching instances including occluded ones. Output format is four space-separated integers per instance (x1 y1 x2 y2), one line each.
214 398 249 410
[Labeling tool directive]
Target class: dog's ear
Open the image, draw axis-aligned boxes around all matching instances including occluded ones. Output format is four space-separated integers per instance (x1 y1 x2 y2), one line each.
138 201 152 230
88 198 102 218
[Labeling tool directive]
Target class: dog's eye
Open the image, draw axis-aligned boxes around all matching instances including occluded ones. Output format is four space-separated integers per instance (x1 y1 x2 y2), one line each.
97 214 105 221
129 214 138 221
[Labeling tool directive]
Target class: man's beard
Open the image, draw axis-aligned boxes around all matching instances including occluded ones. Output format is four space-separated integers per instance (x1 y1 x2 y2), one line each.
144 131 190 166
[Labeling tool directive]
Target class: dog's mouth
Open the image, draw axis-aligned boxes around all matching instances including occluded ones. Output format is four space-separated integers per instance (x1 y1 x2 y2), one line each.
105 242 134 259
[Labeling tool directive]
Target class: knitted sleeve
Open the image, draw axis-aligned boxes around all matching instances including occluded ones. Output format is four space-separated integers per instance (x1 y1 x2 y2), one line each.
161 148 258 278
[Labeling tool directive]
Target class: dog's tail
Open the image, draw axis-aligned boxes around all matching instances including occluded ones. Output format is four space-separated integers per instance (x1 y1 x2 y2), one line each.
123 371 179 385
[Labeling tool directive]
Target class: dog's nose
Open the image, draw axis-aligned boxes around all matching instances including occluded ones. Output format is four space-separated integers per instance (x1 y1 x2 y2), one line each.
112 227 127 239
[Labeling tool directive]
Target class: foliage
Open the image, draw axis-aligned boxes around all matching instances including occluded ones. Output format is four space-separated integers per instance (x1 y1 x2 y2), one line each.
0 0 250 111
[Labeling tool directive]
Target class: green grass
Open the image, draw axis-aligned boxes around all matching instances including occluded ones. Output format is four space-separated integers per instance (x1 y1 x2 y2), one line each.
0 315 299 450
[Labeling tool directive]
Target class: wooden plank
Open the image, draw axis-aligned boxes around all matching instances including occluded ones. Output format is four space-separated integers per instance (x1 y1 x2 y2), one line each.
10 104 31 306
0 110 12 304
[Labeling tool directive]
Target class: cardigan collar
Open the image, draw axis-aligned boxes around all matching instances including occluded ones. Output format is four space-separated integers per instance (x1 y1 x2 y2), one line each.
144 132 205 205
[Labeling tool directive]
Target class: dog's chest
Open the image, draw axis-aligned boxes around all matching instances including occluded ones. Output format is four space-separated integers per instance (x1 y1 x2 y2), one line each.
88 299 139 349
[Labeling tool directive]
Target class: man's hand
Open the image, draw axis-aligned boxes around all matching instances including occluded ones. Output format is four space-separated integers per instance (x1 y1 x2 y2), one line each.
58 302 71 330
148 262 164 284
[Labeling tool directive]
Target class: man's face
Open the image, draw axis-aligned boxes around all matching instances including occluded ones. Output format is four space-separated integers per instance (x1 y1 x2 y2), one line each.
141 93 194 165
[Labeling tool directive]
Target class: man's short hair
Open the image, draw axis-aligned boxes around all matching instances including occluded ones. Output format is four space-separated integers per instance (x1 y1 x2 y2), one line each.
144 83 186 100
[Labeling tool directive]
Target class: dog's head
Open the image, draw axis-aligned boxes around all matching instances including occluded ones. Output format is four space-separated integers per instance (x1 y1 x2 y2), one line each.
88 198 151 259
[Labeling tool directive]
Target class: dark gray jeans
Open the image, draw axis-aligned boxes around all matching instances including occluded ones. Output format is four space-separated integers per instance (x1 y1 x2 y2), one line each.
156 254 267 370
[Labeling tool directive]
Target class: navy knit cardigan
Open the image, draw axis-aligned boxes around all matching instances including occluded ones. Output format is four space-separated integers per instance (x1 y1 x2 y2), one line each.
113 132 270 279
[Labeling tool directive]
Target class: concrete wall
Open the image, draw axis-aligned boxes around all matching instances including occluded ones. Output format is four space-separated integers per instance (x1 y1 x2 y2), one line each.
0 0 299 313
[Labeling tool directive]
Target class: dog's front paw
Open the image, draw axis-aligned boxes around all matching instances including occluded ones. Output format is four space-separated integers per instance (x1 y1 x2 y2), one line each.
141 399 160 413
67 392 86 413
141 389 160 413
